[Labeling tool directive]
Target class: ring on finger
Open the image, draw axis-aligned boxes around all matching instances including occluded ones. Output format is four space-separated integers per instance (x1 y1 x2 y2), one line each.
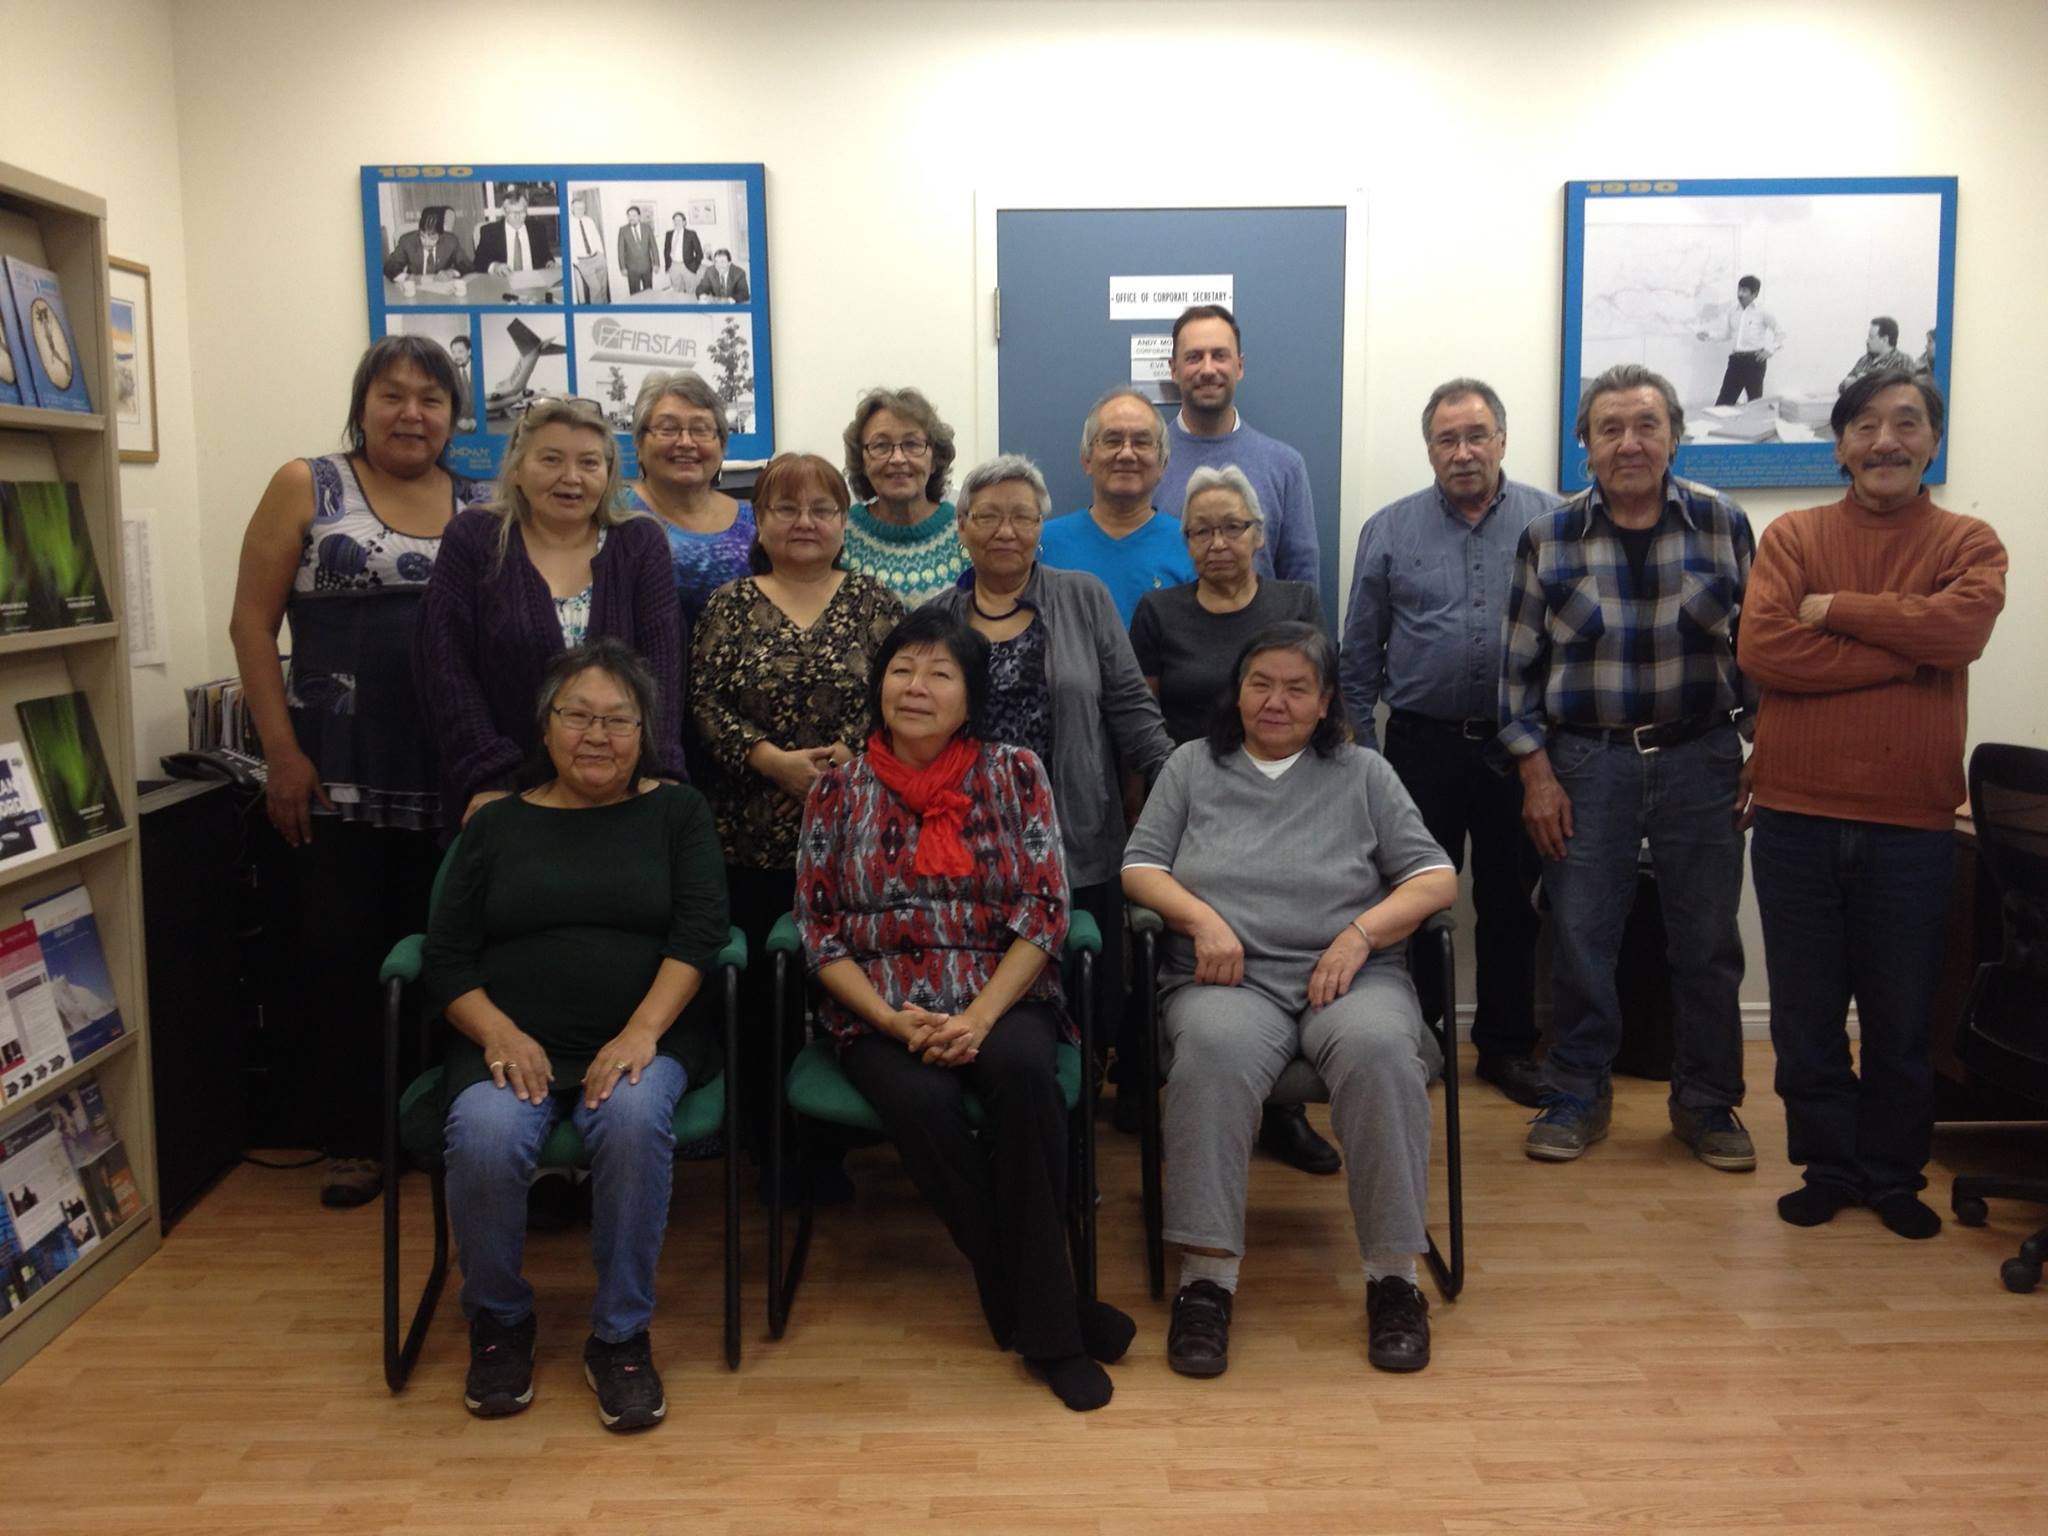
613 1060 629 1072
488 1059 506 1071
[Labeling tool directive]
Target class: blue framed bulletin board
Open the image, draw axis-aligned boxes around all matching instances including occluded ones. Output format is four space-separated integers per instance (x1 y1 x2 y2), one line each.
361 162 772 480
1559 176 1956 492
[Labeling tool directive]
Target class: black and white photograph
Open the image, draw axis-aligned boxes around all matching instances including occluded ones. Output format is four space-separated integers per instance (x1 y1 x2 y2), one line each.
374 179 563 306
574 309 757 446
382 312 478 434
563 178 754 306
479 312 568 430
1560 177 1956 489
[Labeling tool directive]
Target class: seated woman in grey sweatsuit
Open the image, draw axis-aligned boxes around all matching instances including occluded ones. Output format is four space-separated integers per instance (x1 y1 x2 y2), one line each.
1121 622 1456 1379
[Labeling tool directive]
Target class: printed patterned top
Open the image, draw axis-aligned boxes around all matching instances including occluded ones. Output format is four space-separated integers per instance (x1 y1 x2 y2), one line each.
285 452 487 829
624 486 757 625
551 528 606 648
795 741 1070 1045
982 617 1053 764
843 500 966 609
690 572 905 869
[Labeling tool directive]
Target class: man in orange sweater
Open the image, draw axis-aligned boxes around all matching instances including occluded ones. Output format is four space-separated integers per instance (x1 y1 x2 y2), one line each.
1738 370 2007 1239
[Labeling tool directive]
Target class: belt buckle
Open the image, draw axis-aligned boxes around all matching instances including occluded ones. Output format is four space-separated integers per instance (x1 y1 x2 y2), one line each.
1461 719 1492 742
1630 722 1662 754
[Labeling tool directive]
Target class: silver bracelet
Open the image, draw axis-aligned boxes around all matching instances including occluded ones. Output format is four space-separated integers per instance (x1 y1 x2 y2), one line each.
1350 917 1374 948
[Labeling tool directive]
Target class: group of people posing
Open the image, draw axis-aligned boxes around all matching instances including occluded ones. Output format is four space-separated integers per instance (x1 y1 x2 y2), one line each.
227 300 2005 1431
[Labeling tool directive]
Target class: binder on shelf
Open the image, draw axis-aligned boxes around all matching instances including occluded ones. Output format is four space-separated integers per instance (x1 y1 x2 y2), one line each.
0 480 112 630
21 886 123 1062
0 280 24 409
0 742 56 867
16 692 123 848
1 258 93 414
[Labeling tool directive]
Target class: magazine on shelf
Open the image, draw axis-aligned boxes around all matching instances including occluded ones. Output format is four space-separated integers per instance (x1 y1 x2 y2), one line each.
16 692 123 847
1 257 93 414
48 1076 140 1239
22 885 123 1060
1 480 112 628
0 278 23 408
0 741 56 866
0 1104 99 1294
0 920 69 1102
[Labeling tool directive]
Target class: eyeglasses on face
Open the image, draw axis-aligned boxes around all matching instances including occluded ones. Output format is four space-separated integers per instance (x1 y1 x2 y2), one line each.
863 436 932 461
646 419 720 445
551 706 642 738
1186 518 1255 544
963 509 1044 533
761 500 846 525
1428 429 1502 454
1094 431 1159 455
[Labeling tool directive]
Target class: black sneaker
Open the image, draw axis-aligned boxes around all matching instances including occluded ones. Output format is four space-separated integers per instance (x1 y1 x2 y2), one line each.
584 1332 666 1432
1365 1276 1431 1372
1166 1279 1234 1378
464 1311 536 1417
1474 1052 1548 1109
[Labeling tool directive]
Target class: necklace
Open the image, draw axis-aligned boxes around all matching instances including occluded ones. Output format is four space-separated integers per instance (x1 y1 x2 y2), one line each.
972 591 1024 621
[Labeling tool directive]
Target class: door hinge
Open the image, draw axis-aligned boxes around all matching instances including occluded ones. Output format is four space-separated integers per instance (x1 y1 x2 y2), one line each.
992 287 1001 342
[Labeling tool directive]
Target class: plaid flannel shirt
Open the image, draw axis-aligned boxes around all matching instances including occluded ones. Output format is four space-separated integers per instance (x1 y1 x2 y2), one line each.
1498 474 1758 757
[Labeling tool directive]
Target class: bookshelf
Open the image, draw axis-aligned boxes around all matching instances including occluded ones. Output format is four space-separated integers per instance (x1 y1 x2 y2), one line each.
0 163 158 1380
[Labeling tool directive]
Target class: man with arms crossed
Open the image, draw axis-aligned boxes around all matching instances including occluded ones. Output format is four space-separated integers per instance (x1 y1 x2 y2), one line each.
1342 379 1557 1106
1501 364 1758 1168
1739 369 2004 1238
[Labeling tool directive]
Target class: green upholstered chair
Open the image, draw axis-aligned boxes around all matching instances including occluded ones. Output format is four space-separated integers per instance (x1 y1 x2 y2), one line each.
762 909 1102 1339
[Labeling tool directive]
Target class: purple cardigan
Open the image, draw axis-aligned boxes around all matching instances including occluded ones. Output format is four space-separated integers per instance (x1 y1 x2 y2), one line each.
414 507 685 810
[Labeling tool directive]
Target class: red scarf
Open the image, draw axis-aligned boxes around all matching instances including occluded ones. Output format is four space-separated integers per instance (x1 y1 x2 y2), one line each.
865 730 979 878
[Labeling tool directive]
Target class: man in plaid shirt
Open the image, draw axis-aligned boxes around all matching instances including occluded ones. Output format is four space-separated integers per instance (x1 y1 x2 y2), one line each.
1499 364 1759 1169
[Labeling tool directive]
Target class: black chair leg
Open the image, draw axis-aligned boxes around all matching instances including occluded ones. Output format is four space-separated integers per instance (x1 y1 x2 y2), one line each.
384 975 449 1393
1423 924 1465 1303
1137 929 1166 1301
1074 950 1098 1304
722 962 742 1370
765 950 815 1339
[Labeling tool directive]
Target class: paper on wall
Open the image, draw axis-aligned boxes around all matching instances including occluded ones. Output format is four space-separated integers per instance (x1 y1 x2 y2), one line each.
1109 275 1234 320
122 511 166 667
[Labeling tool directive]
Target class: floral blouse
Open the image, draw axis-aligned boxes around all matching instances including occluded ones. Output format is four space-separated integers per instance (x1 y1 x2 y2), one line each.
795 741 1071 1045
690 571 905 868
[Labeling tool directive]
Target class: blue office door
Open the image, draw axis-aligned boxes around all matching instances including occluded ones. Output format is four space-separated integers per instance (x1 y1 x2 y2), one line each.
995 207 1347 614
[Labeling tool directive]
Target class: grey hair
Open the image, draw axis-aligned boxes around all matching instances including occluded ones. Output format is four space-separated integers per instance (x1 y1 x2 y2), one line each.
1421 377 1507 441
841 385 958 503
1078 388 1171 467
1574 363 1685 444
531 637 662 779
955 453 1053 521
629 369 730 448
1181 464 1264 525
488 395 643 571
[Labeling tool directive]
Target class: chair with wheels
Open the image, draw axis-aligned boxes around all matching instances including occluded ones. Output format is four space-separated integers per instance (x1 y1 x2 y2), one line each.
1948 743 2048 1293
1128 905 1464 1302
762 909 1101 1338
379 839 749 1390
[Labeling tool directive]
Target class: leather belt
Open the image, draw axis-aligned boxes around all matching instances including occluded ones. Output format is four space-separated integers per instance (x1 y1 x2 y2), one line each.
1555 715 1728 754
1388 709 1497 743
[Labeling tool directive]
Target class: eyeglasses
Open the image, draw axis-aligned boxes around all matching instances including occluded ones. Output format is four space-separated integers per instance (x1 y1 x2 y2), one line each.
551 706 642 738
761 500 846 524
863 436 931 460
646 420 720 445
1428 429 1502 455
964 509 1044 533
1094 431 1159 455
1186 518 1255 544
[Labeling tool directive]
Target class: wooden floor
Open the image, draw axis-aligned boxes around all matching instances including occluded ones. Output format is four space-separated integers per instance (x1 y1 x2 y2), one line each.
8 1048 2048 1535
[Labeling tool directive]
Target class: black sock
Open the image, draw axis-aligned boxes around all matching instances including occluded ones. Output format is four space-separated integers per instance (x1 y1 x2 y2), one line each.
1028 1352 1112 1411
1873 1191 1941 1240
1077 1299 1136 1364
1777 1185 1856 1227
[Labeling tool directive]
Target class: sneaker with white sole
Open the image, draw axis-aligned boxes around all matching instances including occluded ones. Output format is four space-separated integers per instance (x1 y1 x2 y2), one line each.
1669 1103 1756 1171
464 1311 536 1418
1523 1087 1613 1161
584 1331 666 1432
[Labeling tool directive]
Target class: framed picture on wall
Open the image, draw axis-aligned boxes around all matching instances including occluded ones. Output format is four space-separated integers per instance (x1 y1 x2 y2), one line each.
1558 176 1957 492
108 258 158 464
361 162 773 481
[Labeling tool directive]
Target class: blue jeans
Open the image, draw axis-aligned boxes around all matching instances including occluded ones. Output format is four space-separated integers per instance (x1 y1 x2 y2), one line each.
1540 724 1747 1108
445 1054 686 1343
1751 808 1954 1200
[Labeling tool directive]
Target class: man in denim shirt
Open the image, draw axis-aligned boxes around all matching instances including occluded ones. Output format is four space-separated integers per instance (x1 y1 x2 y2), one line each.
1499 364 1759 1170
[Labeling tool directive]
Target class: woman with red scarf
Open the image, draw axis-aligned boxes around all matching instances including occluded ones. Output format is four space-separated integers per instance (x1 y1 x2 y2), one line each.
795 607 1135 1411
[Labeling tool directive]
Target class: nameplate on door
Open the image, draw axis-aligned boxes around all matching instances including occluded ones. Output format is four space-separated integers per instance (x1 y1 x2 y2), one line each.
1109 275 1234 320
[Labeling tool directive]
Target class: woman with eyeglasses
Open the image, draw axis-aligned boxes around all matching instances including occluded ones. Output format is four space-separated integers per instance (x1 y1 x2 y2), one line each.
1131 465 1326 744
623 370 755 626
417 394 683 831
839 386 968 608
690 453 904 1160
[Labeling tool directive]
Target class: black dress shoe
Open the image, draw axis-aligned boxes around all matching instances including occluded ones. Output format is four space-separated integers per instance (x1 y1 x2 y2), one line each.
1365 1276 1431 1372
1475 1052 1549 1108
1258 1103 1341 1175
1167 1279 1233 1377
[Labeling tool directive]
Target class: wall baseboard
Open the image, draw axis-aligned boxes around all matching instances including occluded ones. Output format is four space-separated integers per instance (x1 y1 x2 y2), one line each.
1450 1002 1839 1043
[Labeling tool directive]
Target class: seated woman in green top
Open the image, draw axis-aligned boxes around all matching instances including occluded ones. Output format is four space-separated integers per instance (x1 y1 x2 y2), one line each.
423 638 729 1434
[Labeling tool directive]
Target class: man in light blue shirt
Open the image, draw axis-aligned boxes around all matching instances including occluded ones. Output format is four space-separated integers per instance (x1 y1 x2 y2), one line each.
1038 389 1195 626
1341 378 1559 1107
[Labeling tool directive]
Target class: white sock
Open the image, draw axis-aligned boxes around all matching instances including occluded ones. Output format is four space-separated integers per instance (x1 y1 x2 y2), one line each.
1363 1254 1417 1286
1180 1253 1241 1295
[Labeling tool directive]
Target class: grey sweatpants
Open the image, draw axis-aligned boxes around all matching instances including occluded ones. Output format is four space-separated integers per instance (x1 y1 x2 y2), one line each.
1160 967 1434 1261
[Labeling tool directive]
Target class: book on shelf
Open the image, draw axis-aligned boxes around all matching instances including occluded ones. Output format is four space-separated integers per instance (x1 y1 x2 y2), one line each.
0 278 24 409
22 885 123 1061
0 1102 100 1301
0 741 56 867
184 674 259 755
48 1075 140 1240
1 257 93 414
0 920 69 1102
0 480 112 629
16 691 123 847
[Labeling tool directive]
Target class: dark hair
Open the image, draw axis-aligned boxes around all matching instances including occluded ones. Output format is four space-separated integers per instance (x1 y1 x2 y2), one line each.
713 248 733 261
1172 303 1242 353
1870 315 1900 347
529 637 663 787
627 204 642 216
1829 368 1946 478
342 335 465 456
1421 376 1506 441
1574 362 1685 444
419 205 450 236
842 386 959 503
1737 274 1761 294
746 453 853 574
1204 622 1349 761
865 606 989 743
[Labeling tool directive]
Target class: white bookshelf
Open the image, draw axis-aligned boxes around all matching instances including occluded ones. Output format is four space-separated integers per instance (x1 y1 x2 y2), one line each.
0 162 159 1380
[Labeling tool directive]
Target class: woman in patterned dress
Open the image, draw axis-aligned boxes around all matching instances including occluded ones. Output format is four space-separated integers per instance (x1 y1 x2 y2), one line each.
228 335 487 1207
794 605 1135 1412
839 386 967 608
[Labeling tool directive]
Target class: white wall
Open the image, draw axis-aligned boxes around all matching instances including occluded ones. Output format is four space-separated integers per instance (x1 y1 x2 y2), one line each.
4 0 211 767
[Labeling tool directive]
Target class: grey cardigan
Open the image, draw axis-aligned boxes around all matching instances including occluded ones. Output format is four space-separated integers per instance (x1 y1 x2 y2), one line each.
926 564 1174 886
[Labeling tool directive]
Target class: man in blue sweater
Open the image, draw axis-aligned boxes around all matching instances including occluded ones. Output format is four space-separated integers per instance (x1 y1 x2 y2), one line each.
1153 305 1320 586
1038 390 1195 626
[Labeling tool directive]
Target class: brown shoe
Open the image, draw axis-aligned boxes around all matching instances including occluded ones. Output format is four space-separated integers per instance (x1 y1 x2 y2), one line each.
1166 1280 1233 1378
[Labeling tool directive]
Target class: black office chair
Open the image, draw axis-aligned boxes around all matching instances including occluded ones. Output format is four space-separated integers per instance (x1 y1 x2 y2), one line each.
1128 906 1464 1302
1949 743 2048 1293
762 909 1101 1338
379 839 749 1389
